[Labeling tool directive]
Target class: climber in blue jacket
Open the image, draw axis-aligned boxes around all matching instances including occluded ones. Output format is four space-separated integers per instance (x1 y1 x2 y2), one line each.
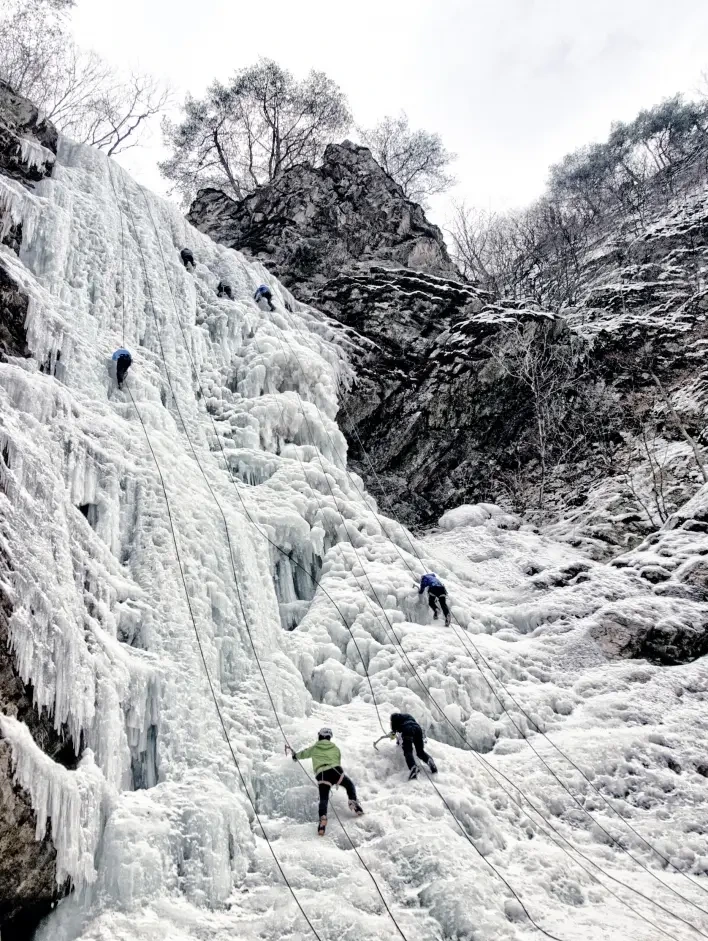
418 572 451 626
112 348 132 389
254 283 276 311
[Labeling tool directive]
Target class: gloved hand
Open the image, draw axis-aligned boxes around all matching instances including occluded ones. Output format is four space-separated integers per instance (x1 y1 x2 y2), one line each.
389 732 396 740
291 754 298 762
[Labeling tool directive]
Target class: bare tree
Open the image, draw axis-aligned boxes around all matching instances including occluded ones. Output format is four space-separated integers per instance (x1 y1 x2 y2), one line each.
358 112 456 203
0 0 170 155
482 320 618 514
616 421 696 528
449 197 589 311
448 202 500 287
160 59 351 203
649 369 708 483
69 70 171 156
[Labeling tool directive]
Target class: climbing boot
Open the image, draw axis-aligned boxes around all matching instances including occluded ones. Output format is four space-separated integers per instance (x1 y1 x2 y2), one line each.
317 815 327 836
348 799 364 816
444 613 451 627
408 765 419 780
427 756 438 774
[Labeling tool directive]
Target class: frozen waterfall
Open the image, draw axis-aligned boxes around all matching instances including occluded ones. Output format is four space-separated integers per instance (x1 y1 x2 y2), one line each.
1 134 707 941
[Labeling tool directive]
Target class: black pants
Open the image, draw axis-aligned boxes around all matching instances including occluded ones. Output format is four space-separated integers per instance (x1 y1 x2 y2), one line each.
401 727 431 771
116 355 131 386
257 291 275 311
317 766 357 818
428 586 449 619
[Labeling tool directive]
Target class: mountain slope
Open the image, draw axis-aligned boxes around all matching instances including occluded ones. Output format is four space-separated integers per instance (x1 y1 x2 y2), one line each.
0 90 707 941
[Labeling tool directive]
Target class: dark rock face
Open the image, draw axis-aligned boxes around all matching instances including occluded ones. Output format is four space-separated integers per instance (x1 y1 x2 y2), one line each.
590 613 708 665
188 140 457 285
1 79 57 363
0 81 65 941
188 140 554 525
0 264 31 361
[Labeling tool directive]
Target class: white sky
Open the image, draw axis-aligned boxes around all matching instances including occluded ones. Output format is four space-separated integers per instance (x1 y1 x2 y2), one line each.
71 0 708 227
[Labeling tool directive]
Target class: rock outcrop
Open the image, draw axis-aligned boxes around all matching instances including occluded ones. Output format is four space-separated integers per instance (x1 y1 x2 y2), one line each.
0 80 66 940
188 140 457 286
0 80 57 187
188 140 554 526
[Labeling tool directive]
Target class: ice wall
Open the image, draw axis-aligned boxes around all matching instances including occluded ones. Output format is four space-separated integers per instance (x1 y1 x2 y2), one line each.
2 134 708 941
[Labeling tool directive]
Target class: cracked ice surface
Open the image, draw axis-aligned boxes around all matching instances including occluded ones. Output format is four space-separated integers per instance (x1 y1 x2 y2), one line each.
1 135 707 941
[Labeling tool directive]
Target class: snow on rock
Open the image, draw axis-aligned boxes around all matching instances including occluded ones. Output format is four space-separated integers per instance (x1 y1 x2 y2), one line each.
0 125 707 941
439 503 519 531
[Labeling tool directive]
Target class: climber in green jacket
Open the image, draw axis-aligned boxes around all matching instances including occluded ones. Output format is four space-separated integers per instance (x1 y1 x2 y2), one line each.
287 727 363 835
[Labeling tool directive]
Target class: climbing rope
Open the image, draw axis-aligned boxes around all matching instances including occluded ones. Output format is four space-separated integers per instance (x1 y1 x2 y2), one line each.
119 175 701 941
109 166 411 941
106 162 325 941
269 297 708 921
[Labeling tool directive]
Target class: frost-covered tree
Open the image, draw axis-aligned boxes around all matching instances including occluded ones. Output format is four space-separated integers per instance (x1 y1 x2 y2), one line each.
0 0 170 155
358 112 456 203
450 93 708 311
159 59 351 203
549 95 708 217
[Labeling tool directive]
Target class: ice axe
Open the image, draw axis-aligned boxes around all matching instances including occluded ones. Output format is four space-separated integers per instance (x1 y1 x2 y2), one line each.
373 734 393 751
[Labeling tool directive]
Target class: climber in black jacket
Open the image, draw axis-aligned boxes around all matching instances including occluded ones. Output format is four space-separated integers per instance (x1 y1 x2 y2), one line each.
389 712 438 779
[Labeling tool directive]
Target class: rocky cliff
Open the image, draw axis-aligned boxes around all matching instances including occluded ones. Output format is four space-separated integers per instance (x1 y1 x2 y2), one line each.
188 141 545 527
0 80 66 939
188 137 708 562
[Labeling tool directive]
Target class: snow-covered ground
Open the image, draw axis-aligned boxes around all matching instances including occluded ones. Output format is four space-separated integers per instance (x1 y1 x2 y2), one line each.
1 136 708 941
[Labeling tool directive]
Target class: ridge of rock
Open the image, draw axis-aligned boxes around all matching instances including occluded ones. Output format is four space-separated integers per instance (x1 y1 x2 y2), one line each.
188 139 458 283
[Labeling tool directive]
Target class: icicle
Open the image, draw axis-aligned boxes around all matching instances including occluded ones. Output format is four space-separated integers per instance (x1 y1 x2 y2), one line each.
0 714 106 889
19 136 56 172
0 175 42 244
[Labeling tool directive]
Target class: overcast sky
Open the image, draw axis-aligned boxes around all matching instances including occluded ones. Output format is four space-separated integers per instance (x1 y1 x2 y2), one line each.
71 0 708 226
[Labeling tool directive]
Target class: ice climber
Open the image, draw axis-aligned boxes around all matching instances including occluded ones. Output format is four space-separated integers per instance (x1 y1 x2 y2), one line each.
418 572 451 626
254 283 276 311
180 247 195 270
389 712 438 779
287 727 363 836
217 281 233 299
112 348 132 389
